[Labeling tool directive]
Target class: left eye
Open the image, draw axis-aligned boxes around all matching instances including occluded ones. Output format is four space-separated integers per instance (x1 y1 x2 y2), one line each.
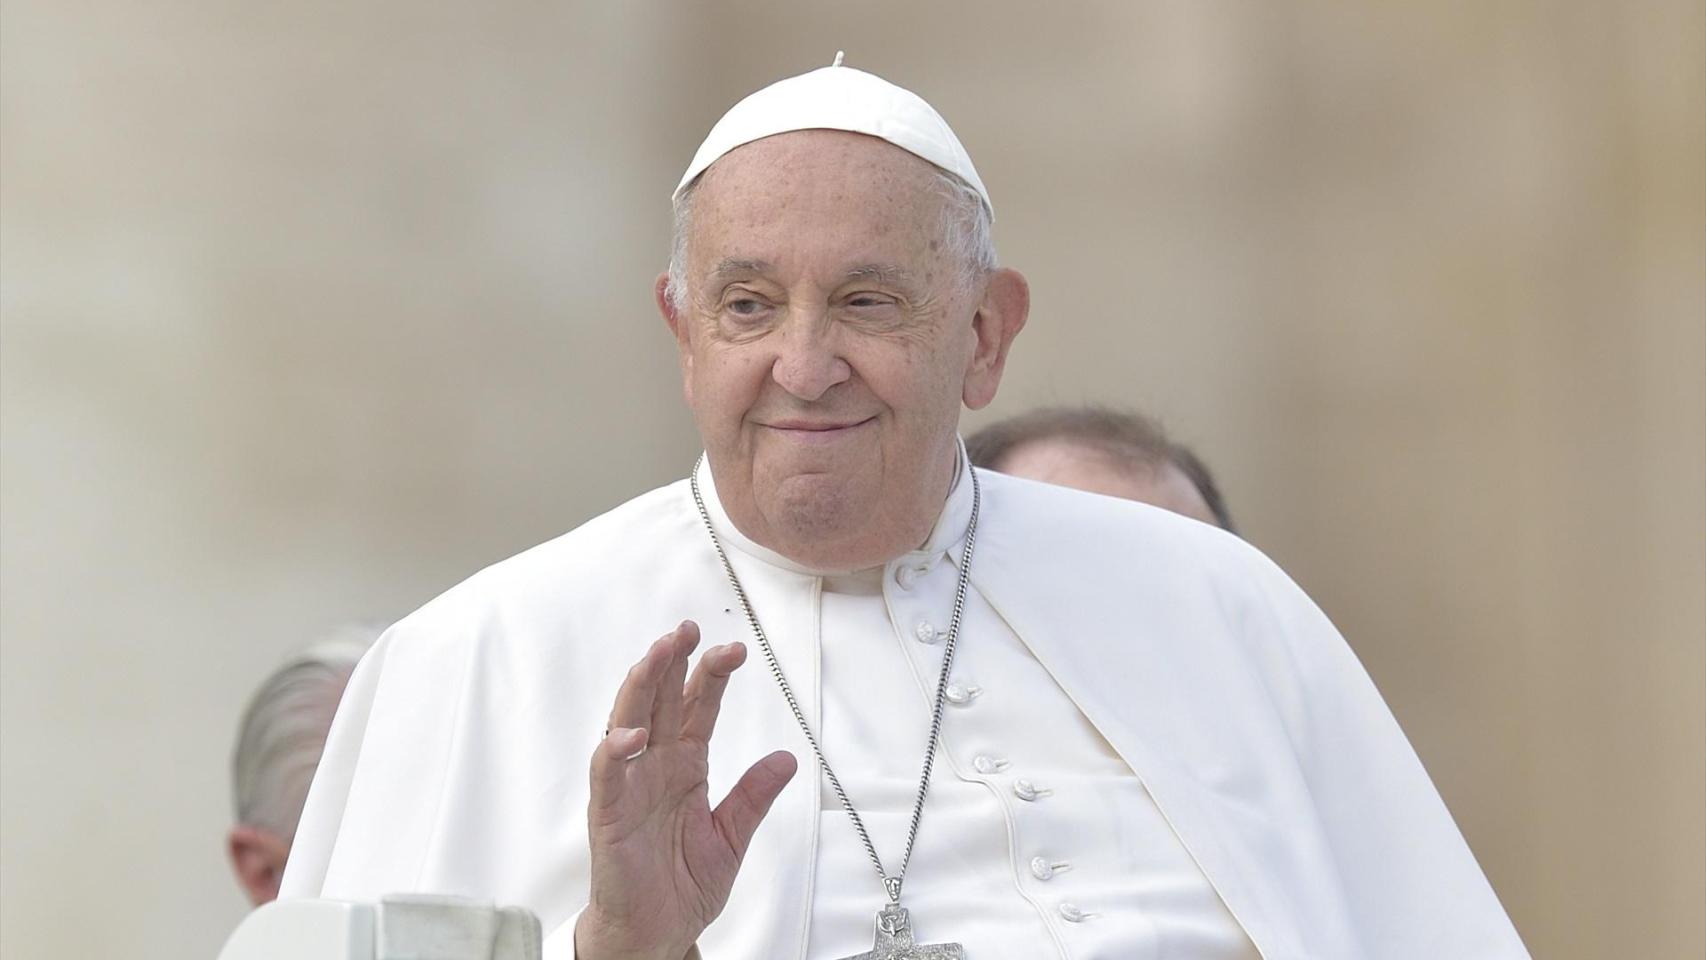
728 298 764 316
847 295 891 308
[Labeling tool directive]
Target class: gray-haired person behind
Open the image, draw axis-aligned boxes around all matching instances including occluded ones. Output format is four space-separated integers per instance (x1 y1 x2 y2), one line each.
966 405 1236 533
227 627 375 905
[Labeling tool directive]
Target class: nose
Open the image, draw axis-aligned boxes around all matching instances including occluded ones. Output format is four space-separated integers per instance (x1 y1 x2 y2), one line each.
770 308 851 402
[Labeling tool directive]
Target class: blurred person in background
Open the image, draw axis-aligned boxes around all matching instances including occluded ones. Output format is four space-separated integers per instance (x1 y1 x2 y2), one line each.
227 627 373 905
967 406 1235 533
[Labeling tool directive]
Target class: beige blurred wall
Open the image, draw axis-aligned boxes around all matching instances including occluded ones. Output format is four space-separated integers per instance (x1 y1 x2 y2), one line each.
2 2 1701 958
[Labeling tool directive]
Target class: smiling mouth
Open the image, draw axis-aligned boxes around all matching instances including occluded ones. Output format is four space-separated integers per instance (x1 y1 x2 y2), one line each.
761 417 876 437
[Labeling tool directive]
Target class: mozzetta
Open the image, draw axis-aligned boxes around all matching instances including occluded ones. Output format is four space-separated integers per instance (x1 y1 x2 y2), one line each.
283 443 1528 959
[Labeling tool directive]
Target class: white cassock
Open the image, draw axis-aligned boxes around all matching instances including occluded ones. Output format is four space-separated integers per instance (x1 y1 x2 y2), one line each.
282 444 1530 959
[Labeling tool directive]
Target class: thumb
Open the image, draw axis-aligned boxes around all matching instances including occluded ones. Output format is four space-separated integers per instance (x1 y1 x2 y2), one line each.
711 751 799 861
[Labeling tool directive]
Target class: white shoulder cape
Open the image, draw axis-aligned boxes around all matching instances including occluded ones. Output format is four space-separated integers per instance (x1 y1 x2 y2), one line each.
281 467 1529 959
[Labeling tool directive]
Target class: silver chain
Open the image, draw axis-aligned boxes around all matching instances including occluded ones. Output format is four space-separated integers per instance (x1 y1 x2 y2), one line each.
689 456 981 908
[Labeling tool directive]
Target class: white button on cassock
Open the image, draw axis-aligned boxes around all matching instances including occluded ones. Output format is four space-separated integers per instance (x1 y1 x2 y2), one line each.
945 682 981 705
972 754 1009 775
1058 902 1092 923
892 561 931 590
1029 856 1071 881
1013 779 1052 801
914 620 940 644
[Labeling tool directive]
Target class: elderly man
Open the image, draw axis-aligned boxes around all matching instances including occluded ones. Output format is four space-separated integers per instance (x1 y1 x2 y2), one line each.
282 60 1528 959
967 406 1236 532
228 629 372 905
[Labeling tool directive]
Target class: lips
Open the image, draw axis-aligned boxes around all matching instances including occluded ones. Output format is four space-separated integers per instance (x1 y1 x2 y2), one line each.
760 416 876 438
765 418 871 431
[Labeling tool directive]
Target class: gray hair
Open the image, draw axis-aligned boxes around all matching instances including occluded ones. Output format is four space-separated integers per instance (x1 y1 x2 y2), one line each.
230 627 376 836
666 165 997 312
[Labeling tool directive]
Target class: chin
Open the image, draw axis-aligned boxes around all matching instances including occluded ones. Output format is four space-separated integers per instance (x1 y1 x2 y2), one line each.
763 472 868 542
771 471 857 519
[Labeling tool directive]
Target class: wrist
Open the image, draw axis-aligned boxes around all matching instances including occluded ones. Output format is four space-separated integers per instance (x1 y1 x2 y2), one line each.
573 907 691 960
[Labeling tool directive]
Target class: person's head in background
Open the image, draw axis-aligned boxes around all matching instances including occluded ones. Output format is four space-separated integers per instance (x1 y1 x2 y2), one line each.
227 627 374 906
966 405 1236 534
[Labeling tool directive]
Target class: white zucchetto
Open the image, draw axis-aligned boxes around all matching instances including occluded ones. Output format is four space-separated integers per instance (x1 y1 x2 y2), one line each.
672 52 993 219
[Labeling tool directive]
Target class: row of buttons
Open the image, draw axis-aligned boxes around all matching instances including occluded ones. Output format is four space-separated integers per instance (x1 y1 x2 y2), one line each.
966 758 1086 922
895 553 1092 927
906 568 985 708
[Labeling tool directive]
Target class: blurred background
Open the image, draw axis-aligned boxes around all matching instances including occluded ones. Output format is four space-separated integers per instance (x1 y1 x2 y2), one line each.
2 1 1701 957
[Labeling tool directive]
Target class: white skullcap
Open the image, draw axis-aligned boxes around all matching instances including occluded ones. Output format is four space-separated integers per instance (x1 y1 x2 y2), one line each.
673 52 993 219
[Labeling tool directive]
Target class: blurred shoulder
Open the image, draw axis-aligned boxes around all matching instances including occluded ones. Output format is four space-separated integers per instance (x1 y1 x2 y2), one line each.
977 466 1261 574
975 466 1318 630
974 468 1346 702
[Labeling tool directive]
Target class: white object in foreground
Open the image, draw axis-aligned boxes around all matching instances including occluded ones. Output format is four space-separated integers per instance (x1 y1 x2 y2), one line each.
218 894 541 960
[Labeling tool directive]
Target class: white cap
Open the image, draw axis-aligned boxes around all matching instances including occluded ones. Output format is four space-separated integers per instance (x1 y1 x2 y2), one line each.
673 52 993 219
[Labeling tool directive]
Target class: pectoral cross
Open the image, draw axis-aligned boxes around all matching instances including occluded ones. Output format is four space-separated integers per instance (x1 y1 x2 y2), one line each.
837 906 964 960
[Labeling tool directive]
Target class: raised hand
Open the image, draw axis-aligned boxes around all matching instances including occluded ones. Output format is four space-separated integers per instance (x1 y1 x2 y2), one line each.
574 621 798 960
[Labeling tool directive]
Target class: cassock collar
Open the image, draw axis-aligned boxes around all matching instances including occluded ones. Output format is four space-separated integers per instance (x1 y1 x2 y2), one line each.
692 437 976 579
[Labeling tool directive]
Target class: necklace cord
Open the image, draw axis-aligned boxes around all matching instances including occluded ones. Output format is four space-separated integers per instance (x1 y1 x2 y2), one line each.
689 457 981 908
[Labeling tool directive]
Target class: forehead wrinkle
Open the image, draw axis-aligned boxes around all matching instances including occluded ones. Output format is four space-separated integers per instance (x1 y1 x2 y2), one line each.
689 136 955 301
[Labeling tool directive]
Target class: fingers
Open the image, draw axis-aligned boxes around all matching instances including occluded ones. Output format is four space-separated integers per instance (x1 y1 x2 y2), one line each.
607 623 693 733
588 726 650 814
681 641 748 744
592 622 734 821
712 750 798 861
649 622 700 740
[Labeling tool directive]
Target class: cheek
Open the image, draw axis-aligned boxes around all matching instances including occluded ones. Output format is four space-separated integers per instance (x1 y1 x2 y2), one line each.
925 320 978 389
693 346 771 422
863 341 962 421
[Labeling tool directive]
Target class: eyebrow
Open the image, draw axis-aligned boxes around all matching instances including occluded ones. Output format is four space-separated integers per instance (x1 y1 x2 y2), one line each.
703 259 921 290
708 258 773 284
842 263 918 287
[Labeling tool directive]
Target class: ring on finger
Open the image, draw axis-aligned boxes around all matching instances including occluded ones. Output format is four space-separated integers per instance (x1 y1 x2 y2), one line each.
604 724 646 761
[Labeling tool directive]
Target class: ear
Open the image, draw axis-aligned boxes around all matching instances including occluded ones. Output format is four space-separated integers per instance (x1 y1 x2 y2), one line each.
228 824 292 907
656 272 695 405
961 268 1030 410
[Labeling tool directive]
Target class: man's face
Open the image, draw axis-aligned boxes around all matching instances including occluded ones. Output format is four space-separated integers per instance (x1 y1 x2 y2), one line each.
660 130 1024 569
